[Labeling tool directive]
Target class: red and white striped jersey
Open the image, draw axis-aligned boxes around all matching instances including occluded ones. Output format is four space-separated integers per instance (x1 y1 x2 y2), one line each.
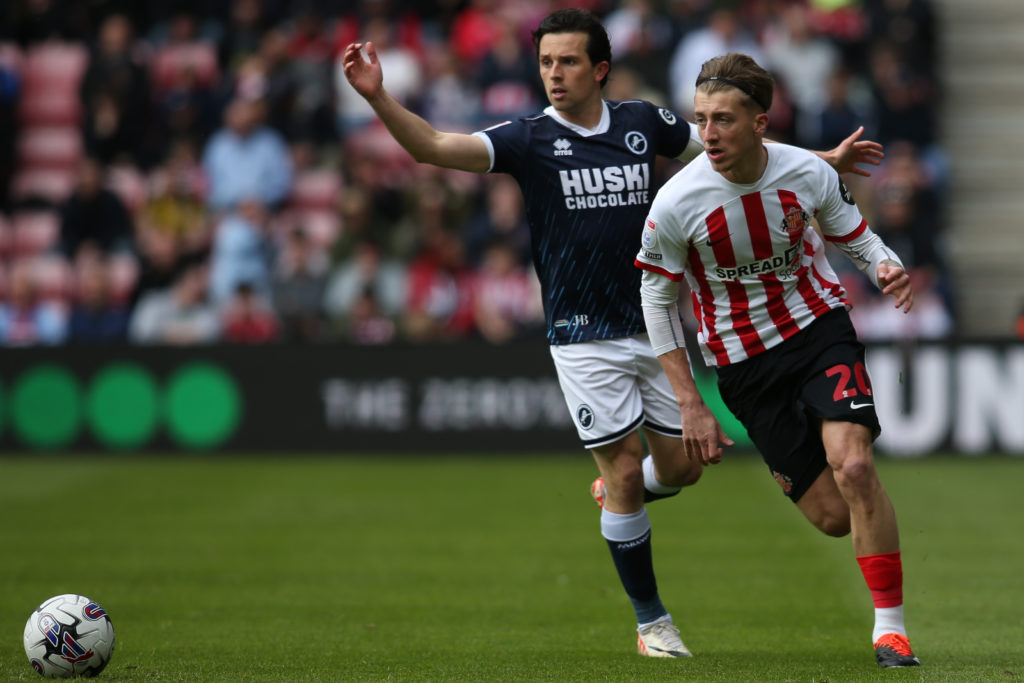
637 143 889 367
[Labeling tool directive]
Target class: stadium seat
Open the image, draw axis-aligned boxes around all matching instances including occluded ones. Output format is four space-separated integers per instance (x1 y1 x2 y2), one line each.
17 90 83 126
20 42 89 92
288 168 343 211
16 126 84 170
17 43 88 126
10 168 76 205
10 210 61 257
151 42 219 92
29 253 73 302
0 41 24 78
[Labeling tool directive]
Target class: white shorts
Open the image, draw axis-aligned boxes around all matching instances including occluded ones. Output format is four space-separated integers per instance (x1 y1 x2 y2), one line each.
549 334 682 449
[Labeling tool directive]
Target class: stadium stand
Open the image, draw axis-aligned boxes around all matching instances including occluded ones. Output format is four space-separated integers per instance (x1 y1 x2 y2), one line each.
3 0 1006 345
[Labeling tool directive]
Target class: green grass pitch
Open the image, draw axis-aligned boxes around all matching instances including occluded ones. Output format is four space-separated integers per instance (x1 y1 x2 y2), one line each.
1 453 1022 681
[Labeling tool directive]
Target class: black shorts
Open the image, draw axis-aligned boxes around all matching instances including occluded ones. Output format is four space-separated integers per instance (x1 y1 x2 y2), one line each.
716 308 880 502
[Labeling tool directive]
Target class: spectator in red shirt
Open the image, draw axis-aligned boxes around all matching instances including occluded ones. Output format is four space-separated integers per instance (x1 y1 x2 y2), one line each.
402 226 475 341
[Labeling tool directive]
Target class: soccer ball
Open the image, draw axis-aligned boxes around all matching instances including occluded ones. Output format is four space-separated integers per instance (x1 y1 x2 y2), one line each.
23 594 116 678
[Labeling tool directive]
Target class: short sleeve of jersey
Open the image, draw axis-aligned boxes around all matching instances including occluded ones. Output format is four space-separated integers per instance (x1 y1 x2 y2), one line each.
476 120 527 176
641 102 696 160
814 158 867 239
637 182 691 279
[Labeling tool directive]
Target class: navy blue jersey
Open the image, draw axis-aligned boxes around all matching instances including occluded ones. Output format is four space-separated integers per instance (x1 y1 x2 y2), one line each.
477 100 696 345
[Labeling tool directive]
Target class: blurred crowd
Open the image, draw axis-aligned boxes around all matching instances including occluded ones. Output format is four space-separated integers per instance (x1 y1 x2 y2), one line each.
0 0 952 347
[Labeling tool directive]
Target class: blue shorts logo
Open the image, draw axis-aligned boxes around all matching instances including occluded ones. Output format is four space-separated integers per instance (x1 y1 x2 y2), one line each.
576 404 595 430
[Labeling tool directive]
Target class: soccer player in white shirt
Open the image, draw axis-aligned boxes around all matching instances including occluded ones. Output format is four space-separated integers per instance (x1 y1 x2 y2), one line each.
344 10 884 658
636 53 921 668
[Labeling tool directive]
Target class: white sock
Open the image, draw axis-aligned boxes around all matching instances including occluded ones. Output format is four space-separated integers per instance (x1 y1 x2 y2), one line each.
642 454 681 495
600 507 650 541
872 605 907 643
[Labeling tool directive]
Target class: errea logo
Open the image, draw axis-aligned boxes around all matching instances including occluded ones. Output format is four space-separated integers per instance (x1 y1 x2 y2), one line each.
554 138 573 156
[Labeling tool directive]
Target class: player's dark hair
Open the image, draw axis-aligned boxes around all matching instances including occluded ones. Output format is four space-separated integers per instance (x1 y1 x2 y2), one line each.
696 53 774 113
532 8 612 87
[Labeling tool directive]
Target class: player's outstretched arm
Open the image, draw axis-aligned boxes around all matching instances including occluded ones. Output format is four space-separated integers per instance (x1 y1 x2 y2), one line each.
878 260 915 313
816 126 884 177
342 42 490 173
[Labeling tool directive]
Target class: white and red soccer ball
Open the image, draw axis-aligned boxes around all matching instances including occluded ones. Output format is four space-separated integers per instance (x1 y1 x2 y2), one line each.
23 594 115 678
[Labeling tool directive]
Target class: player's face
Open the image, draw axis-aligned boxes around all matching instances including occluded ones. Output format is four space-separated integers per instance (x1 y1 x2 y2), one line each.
537 32 609 126
694 88 769 184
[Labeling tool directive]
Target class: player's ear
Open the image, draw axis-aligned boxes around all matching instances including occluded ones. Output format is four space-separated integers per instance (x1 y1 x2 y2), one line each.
594 60 610 84
753 112 769 136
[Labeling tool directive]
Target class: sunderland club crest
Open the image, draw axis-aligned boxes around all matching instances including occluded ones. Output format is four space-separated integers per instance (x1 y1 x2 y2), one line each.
781 205 809 237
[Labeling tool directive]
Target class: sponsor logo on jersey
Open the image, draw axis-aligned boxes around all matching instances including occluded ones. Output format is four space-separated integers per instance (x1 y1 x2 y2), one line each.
658 108 677 125
781 205 810 236
714 243 802 280
625 131 648 155
642 219 658 249
554 314 590 328
553 137 573 156
559 163 650 210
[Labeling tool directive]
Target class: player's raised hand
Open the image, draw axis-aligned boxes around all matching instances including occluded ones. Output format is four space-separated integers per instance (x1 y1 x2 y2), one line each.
830 126 885 177
878 260 914 312
342 42 383 99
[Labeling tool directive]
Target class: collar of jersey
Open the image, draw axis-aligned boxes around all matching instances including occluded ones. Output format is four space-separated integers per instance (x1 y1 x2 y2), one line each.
542 101 610 137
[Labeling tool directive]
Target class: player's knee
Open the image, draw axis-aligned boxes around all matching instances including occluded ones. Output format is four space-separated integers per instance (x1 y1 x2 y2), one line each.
659 457 703 488
833 455 876 492
680 463 703 487
607 460 645 495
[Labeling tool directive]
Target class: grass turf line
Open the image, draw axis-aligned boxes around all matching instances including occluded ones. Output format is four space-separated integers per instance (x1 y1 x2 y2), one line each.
0 454 1022 681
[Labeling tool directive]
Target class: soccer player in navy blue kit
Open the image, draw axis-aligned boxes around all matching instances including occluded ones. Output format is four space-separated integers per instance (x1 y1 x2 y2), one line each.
342 8 882 657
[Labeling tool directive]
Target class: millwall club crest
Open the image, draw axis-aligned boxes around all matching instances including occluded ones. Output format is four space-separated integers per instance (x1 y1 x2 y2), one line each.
625 131 648 155
781 205 809 237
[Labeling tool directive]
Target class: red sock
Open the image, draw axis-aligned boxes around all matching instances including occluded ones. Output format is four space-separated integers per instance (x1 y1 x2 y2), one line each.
856 551 903 608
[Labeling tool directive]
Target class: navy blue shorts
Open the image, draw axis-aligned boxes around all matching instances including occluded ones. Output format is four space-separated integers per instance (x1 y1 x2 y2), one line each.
715 308 880 502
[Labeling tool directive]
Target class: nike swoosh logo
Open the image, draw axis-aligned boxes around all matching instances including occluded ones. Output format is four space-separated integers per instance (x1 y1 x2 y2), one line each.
850 402 874 409
705 234 731 247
